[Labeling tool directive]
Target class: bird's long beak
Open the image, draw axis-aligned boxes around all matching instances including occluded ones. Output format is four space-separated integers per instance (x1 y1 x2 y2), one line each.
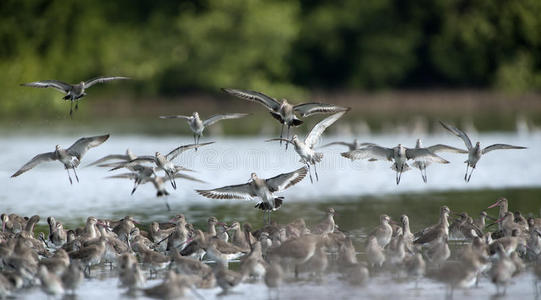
486 216 506 228
487 201 500 209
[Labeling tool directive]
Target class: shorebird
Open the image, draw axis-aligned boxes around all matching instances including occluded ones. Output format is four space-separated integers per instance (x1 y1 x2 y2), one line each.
366 235 385 268
11 134 110 184
267 111 346 183
107 171 205 207
47 217 67 248
368 214 393 248
414 206 451 246
160 112 248 146
119 142 213 189
264 256 283 299
490 244 516 296
69 238 106 276
268 234 327 278
20 76 130 116
196 167 307 224
411 138 467 183
311 208 337 235
37 265 64 297
404 253 425 288
341 143 450 184
440 121 527 182
222 88 349 149
61 262 84 295
321 139 372 151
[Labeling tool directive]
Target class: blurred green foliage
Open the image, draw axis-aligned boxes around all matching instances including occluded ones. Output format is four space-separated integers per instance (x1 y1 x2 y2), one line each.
1 0 541 117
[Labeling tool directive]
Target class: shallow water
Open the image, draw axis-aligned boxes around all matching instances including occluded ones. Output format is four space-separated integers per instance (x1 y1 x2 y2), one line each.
1 132 540 299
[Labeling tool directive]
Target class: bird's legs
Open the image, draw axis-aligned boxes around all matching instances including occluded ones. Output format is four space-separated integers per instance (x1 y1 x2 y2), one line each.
396 168 403 185
313 163 319 181
306 163 314 184
286 125 291 150
167 171 177 189
467 167 475 183
464 164 469 182
421 167 427 183
72 167 80 183
279 123 284 147
69 101 74 118
131 181 139 195
66 169 73 185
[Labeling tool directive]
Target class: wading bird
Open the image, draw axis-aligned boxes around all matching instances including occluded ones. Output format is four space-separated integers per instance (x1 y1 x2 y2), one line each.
196 167 307 224
222 88 349 149
267 111 346 183
160 112 248 146
20 77 130 116
440 121 526 182
11 134 110 184
341 143 450 184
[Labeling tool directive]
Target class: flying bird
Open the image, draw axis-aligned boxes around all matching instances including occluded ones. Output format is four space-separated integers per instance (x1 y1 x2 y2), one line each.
341 143 450 184
20 76 130 116
222 88 349 149
11 134 110 184
266 111 347 183
196 167 308 224
440 121 527 182
114 142 214 189
160 112 248 146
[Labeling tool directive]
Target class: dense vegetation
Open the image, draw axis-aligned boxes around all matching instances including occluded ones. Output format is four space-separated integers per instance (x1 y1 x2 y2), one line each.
1 0 540 116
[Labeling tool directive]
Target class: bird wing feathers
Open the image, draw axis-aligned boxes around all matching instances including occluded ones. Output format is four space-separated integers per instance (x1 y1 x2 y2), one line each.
196 183 255 200
341 145 393 161
304 111 346 148
293 103 349 117
11 152 57 177
67 134 110 160
266 167 308 192
221 88 281 111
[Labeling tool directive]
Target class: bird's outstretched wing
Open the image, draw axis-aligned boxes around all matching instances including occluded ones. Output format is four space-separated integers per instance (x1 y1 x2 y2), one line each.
172 173 206 184
221 88 281 111
166 142 214 161
482 144 526 154
293 103 350 117
304 111 346 147
406 148 449 164
159 115 192 120
105 173 139 180
20 80 72 93
266 167 308 192
196 183 255 200
86 154 130 167
203 113 249 127
341 145 393 161
11 152 57 177
84 76 130 88
67 134 110 159
425 144 468 154
439 121 472 150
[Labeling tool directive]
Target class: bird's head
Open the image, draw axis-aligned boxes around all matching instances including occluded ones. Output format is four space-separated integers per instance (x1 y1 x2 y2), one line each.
250 172 258 181
193 112 199 118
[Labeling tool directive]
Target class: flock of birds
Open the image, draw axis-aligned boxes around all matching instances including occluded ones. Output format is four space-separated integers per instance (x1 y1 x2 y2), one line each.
4 77 536 299
0 197 541 299
12 81 527 217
